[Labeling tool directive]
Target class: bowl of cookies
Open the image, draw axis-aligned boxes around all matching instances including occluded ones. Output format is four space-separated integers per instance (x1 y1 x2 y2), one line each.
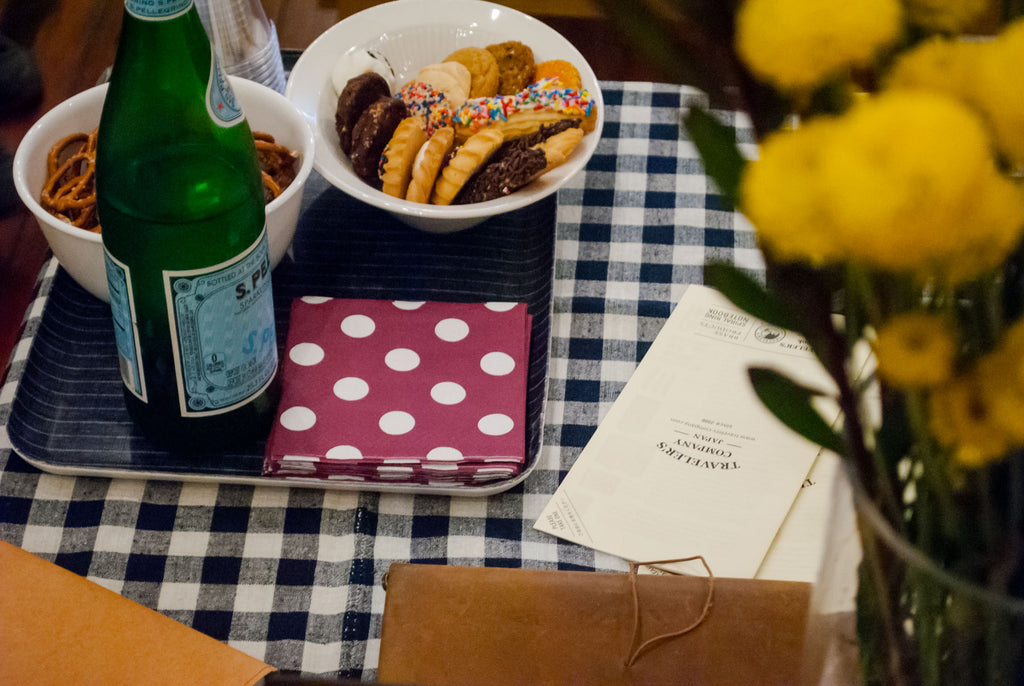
13 76 315 302
285 0 603 233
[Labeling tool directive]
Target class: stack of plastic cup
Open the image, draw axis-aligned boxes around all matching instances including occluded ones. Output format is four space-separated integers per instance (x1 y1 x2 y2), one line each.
196 0 287 94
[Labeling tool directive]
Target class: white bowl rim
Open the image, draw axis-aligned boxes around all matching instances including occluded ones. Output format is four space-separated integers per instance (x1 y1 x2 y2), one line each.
285 0 604 222
13 76 315 247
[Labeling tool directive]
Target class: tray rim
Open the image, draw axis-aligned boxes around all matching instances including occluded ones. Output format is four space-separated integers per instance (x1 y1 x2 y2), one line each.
5 243 552 498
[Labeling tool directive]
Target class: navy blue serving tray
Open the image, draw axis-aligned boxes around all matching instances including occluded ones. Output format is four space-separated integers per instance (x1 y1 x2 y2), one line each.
6 174 554 494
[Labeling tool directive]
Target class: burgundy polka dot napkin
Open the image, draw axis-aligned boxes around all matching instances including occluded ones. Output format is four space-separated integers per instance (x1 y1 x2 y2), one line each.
262 297 532 486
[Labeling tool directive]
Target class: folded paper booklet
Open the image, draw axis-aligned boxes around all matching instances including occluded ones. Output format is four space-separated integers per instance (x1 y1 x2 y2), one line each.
0 540 275 686
535 285 839 580
377 562 811 685
263 298 531 485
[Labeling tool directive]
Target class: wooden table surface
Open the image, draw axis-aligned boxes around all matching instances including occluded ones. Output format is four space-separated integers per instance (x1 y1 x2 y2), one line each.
0 0 663 382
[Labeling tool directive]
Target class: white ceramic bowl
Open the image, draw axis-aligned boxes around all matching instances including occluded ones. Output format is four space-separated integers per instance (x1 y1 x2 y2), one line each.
13 76 316 303
286 0 603 233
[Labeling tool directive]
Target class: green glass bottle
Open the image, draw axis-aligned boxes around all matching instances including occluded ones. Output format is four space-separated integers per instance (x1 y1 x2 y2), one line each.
96 0 278 451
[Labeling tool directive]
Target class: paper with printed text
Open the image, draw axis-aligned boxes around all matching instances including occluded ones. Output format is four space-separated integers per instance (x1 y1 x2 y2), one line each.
535 285 841 579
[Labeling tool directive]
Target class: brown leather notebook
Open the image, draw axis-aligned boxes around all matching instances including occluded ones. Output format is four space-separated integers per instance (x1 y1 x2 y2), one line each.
377 562 811 685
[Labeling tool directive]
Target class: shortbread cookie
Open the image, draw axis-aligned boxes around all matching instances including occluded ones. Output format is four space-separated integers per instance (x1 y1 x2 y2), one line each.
531 126 585 171
335 71 392 155
486 41 535 95
444 46 500 98
350 96 408 183
406 126 455 204
416 62 472 106
380 117 429 198
456 146 547 204
430 127 504 205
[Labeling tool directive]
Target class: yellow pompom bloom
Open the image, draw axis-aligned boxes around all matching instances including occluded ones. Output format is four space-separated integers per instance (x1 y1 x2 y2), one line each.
742 90 1024 280
874 313 956 388
886 21 1024 168
969 19 1024 167
740 120 844 264
904 0 993 34
735 0 903 90
885 36 981 98
819 91 1024 283
929 372 1013 468
976 321 1024 442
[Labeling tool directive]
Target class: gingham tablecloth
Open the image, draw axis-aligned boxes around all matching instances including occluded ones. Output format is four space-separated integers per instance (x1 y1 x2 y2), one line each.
0 82 761 680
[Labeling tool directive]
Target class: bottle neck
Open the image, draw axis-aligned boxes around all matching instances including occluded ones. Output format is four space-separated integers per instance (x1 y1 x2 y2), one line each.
125 0 194 21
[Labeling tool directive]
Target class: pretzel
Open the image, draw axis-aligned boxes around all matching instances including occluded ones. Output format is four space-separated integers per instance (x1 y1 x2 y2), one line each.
40 130 100 231
254 134 298 201
39 130 299 233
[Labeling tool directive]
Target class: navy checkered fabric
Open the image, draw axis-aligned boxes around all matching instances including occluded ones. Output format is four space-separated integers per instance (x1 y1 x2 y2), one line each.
0 82 762 679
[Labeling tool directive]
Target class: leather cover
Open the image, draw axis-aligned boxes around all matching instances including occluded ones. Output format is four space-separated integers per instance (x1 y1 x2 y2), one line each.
377 562 811 685
0 540 275 686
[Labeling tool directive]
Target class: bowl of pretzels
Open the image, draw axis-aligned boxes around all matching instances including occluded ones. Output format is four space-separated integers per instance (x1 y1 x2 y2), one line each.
13 76 315 302
286 0 603 233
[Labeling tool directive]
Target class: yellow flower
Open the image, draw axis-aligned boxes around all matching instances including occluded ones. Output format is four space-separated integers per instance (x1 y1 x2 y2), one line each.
976 320 1024 442
885 36 980 99
969 19 1024 167
904 0 993 33
740 119 844 264
741 91 1024 279
735 0 903 90
874 313 956 388
929 372 1012 468
819 91 1024 283
887 20 1024 168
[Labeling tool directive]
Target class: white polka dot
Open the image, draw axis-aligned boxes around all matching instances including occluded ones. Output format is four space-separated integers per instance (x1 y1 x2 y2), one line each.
478 413 514 436
341 314 375 338
485 302 518 312
280 406 316 431
393 301 425 310
301 296 332 304
326 445 363 460
333 377 369 401
435 318 469 342
431 381 466 405
385 348 420 371
480 351 515 376
380 411 415 435
427 446 464 461
289 342 325 366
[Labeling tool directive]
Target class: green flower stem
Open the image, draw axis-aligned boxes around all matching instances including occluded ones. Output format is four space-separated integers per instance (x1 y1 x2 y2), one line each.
955 271 1005 358
905 390 960 542
843 264 903 521
858 509 913 686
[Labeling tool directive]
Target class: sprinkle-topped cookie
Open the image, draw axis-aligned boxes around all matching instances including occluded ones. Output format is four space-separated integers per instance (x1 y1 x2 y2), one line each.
398 82 454 135
452 79 594 134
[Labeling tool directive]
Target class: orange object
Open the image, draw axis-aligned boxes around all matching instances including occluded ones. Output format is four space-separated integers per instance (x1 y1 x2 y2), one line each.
0 540 275 686
533 59 582 89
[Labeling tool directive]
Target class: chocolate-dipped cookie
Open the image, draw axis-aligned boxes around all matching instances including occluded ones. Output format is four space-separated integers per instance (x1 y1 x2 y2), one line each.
335 71 392 155
491 119 580 163
455 146 547 204
349 96 408 182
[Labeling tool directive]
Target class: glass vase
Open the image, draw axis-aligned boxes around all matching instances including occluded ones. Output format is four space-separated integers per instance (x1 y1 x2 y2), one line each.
802 466 1024 686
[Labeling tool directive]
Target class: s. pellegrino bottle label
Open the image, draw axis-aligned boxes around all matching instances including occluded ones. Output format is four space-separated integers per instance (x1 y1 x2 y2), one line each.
125 0 192 20
165 227 278 416
105 250 148 402
207 51 244 126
